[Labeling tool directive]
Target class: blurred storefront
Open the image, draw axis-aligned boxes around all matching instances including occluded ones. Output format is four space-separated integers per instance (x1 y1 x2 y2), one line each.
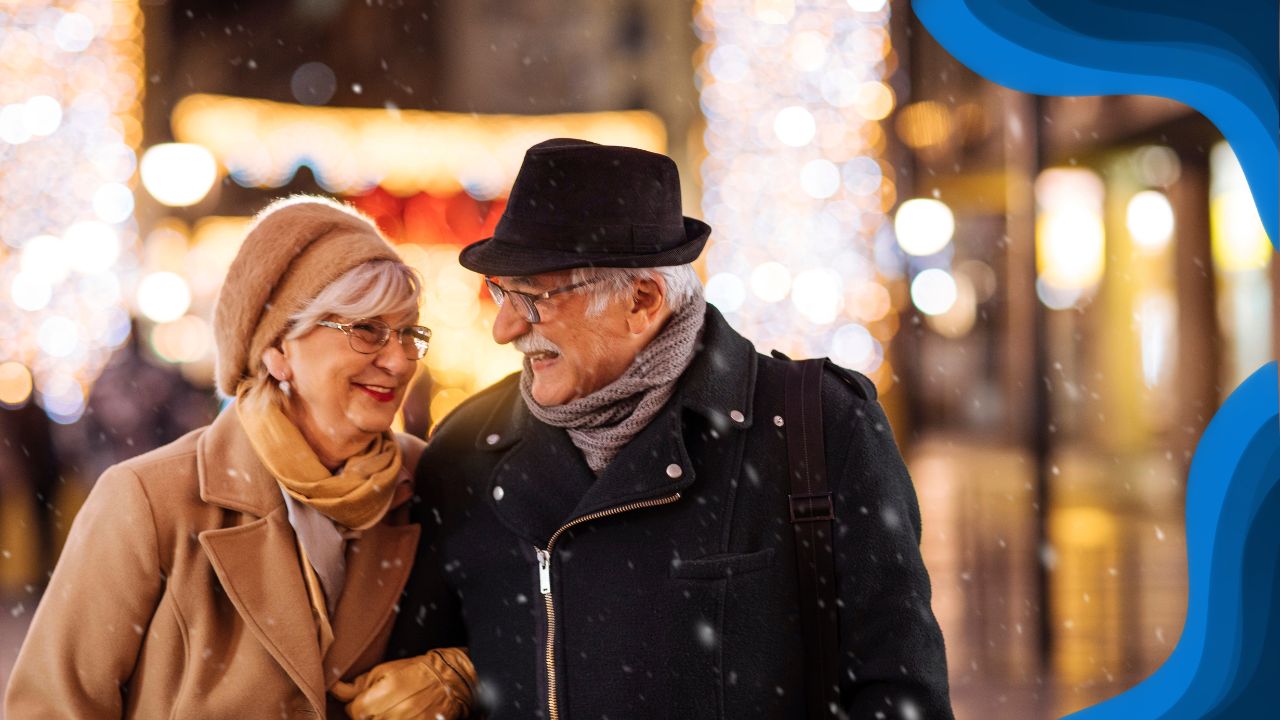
1 1 1274 718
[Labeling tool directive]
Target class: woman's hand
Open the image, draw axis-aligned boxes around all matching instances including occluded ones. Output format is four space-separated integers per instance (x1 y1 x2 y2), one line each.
333 647 476 720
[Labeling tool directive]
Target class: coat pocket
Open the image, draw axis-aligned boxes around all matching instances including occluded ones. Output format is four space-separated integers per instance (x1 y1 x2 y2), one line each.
669 547 775 579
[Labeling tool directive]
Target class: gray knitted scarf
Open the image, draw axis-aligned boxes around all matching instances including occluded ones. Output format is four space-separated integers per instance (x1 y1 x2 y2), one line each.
520 294 706 474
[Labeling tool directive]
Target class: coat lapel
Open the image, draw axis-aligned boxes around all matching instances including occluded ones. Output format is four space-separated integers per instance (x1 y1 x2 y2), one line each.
199 511 327 715
195 409 327 715
323 521 420 685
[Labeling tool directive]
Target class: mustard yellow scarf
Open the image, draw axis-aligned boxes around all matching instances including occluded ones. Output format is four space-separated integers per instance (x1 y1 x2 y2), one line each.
236 382 402 531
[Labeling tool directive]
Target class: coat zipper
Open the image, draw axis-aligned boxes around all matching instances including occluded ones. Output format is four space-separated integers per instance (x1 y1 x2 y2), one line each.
535 492 682 720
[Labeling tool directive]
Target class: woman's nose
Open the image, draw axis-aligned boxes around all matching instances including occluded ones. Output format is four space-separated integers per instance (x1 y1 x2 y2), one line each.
374 336 414 376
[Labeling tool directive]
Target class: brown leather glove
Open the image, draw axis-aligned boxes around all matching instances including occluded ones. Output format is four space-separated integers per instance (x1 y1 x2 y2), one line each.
332 647 476 720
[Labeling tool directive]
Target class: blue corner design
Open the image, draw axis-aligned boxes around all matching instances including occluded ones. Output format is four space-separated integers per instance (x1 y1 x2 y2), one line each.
909 1 1280 717
1066 363 1279 718
912 0 1278 245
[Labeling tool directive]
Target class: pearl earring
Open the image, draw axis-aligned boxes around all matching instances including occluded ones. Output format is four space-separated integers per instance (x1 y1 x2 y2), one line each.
279 379 291 397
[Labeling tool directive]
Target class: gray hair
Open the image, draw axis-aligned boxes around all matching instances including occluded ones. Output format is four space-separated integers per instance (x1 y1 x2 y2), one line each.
286 259 422 341
569 264 703 317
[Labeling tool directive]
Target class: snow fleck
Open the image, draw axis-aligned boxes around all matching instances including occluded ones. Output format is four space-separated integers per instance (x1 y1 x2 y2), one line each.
10 602 24 618
515 593 528 605
696 620 717 649
881 507 900 529
1154 525 1166 541
1039 543 1058 570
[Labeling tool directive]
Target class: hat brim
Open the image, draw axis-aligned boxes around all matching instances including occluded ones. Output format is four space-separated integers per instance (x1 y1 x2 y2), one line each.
459 217 711 276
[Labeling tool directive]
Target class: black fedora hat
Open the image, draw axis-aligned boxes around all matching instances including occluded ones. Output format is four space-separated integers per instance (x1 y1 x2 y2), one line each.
459 138 711 276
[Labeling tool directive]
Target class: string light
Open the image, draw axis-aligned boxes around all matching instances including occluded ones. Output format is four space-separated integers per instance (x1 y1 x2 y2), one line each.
0 0 145 423
696 0 896 381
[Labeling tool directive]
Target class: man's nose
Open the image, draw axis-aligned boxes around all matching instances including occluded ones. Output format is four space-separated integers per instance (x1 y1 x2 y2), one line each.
492 300 531 344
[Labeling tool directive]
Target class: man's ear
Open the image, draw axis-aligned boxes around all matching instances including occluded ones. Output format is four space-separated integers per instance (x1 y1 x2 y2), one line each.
261 346 292 382
625 275 668 335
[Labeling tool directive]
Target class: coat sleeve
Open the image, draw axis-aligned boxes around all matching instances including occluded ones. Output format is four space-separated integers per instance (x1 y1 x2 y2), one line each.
4 464 165 718
826 379 954 719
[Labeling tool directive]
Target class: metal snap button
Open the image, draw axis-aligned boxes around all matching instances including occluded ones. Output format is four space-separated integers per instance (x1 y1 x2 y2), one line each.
666 464 683 479
492 485 505 501
486 433 501 445
729 410 745 423
773 415 784 427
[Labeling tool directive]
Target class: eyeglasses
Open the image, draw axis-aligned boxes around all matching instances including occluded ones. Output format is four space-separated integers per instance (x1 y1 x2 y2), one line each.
484 276 603 324
316 318 433 360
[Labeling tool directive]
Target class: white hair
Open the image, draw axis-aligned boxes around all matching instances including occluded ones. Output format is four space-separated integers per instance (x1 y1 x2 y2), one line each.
286 259 422 340
569 264 703 317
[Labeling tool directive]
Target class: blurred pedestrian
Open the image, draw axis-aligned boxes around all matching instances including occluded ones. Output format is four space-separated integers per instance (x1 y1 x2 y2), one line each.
6 197 473 719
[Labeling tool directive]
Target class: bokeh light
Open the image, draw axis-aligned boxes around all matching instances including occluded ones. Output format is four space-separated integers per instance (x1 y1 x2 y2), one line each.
894 198 955 256
910 268 958 316
137 272 193 323
0 0 145 421
697 0 898 372
1036 167 1106 299
140 143 219 207
0 362 35 408
1127 190 1175 252
1209 142 1272 272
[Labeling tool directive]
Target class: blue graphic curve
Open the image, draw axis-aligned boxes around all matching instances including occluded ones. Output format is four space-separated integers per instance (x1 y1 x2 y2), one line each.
1066 363 1279 718
909 2 1280 717
913 0 1278 245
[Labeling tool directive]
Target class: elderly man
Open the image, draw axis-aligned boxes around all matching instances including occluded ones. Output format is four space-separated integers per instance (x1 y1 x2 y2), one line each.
386 139 952 719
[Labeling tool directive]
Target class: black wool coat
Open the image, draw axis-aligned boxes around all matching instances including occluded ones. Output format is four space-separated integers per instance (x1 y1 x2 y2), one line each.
388 307 953 719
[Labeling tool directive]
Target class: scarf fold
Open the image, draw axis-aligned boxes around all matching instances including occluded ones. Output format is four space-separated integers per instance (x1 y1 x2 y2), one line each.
235 382 402 531
521 294 706 474
236 382 404 657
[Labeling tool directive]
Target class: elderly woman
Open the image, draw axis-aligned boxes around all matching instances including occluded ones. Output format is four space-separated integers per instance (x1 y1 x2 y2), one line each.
5 197 473 719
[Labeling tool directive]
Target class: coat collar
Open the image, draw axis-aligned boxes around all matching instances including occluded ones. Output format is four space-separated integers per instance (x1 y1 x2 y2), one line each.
197 406 284 517
473 305 759 543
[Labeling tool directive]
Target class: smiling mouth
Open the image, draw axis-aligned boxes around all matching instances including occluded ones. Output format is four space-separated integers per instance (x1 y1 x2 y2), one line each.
526 351 560 368
354 383 396 402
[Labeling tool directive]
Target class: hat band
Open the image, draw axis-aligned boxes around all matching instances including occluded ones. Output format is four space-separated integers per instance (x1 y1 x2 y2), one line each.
492 213 686 254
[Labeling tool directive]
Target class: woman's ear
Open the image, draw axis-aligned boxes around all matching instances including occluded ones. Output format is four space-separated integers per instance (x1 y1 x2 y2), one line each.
261 346 292 382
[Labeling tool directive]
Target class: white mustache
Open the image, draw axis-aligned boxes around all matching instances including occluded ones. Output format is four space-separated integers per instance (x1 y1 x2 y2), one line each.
513 333 562 356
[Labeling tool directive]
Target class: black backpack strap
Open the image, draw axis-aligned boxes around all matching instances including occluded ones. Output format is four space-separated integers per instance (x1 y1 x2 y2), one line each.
783 358 841 717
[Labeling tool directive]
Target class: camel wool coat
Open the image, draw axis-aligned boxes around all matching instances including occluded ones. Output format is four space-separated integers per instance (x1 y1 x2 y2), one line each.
5 407 425 719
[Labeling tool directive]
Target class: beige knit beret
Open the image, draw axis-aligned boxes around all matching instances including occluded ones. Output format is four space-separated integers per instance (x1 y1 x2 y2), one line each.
213 195 401 396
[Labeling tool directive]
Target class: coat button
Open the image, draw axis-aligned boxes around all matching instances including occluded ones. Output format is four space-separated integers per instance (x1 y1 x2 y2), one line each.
773 415 784 427
729 410 745 423
666 464 683 479
486 433 501 445
492 485 505 501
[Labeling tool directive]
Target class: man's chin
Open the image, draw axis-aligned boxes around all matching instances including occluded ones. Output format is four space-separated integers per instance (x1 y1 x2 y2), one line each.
530 378 572 407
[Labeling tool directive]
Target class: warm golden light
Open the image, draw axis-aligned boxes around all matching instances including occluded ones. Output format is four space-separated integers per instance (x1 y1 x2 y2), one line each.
1036 168 1106 299
0 362 35 407
895 101 953 150
172 94 666 197
1210 142 1272 272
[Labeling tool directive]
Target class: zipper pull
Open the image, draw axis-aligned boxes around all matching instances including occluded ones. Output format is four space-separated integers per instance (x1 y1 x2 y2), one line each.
536 547 551 595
